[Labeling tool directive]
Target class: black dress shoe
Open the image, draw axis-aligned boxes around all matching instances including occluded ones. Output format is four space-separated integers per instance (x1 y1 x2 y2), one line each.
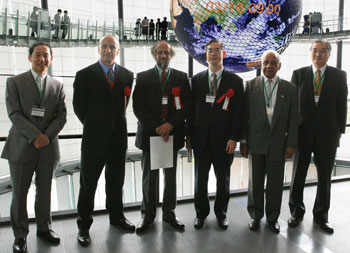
110 217 135 232
77 229 91 246
249 219 260 231
217 217 229 230
136 218 153 234
268 221 280 234
37 229 60 244
288 216 303 228
13 238 27 253
194 218 205 229
163 216 185 230
314 218 334 234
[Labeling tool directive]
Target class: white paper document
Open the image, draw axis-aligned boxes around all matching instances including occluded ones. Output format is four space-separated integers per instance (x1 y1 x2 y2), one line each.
150 136 173 170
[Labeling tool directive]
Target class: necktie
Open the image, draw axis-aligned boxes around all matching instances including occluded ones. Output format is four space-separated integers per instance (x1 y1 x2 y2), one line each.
211 73 217 96
161 69 168 121
107 67 114 86
36 75 43 93
161 69 167 88
314 69 321 95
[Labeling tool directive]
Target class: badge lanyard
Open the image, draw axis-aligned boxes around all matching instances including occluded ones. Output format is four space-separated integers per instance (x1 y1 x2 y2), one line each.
262 76 278 107
36 79 46 105
154 66 171 95
207 71 223 95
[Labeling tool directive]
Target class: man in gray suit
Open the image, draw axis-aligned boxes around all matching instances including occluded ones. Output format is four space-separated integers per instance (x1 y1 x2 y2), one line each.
240 50 298 233
1 42 67 253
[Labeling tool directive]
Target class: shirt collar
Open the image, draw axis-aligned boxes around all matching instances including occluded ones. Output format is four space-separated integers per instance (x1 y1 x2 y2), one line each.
155 64 169 76
31 68 47 80
312 64 326 76
99 60 116 75
262 73 279 84
208 67 224 79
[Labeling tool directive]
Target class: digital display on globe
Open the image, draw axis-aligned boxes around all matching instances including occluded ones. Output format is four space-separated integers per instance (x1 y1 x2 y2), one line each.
170 0 302 72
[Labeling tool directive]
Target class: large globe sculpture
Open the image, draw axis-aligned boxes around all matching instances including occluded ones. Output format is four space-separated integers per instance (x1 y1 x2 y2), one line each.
170 0 302 72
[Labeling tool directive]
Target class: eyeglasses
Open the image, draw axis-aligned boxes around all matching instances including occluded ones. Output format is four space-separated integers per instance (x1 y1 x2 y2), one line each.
207 48 222 53
311 48 328 54
156 50 171 56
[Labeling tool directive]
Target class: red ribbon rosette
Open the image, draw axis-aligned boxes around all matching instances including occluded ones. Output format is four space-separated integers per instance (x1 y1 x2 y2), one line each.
124 86 131 110
172 87 182 109
124 86 131 96
216 88 235 111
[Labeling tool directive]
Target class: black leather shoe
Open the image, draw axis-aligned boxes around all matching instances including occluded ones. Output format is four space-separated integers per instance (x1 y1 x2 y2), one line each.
249 219 260 231
194 218 205 229
13 238 27 253
268 221 280 234
37 229 60 244
217 217 229 230
288 216 303 228
314 218 334 234
163 216 185 230
110 217 135 232
77 229 91 246
136 218 153 234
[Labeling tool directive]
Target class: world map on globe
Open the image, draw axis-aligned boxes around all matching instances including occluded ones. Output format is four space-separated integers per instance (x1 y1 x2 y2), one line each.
170 0 302 72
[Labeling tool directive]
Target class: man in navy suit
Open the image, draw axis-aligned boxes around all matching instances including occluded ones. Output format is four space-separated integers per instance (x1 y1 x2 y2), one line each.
73 35 135 246
188 39 244 230
288 39 348 234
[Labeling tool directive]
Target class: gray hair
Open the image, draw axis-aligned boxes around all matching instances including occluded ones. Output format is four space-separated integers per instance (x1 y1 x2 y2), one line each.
98 35 120 47
151 41 175 57
261 49 281 63
310 39 332 52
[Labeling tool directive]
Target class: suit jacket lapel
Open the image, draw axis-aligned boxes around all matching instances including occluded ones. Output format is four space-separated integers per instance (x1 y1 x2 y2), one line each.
318 66 330 105
271 80 286 131
25 71 40 104
255 77 270 126
94 62 113 96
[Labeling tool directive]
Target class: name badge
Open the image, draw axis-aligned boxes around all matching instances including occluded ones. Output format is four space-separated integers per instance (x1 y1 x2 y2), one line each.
314 96 320 103
266 107 273 116
206 95 215 103
31 107 45 117
162 97 168 105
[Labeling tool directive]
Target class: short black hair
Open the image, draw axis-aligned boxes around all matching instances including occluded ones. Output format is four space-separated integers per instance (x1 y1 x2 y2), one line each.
58 9 62 12
205 39 225 51
29 42 53 56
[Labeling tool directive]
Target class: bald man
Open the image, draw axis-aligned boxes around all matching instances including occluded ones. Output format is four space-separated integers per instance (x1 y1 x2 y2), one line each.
73 35 135 246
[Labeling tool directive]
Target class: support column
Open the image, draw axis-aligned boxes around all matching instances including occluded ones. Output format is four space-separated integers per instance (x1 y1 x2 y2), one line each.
41 0 48 10
338 0 344 31
188 54 193 78
118 0 125 67
336 40 343 69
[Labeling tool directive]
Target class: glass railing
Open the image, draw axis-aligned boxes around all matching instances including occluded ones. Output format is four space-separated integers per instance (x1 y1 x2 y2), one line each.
0 8 177 46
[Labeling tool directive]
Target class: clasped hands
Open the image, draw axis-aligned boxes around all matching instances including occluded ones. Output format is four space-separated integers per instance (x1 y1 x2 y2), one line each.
33 133 50 149
155 122 174 142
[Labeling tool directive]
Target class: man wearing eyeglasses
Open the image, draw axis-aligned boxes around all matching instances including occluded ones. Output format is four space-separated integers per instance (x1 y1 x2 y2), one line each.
133 41 191 233
288 39 348 234
188 39 244 230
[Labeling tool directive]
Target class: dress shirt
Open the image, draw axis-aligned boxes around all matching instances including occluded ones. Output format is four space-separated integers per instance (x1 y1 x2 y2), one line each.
208 67 224 91
31 68 47 92
99 59 116 76
312 64 326 79
155 64 169 79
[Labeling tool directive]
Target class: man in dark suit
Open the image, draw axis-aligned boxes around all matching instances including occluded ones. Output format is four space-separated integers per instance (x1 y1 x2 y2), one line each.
73 35 135 246
240 50 298 234
188 39 244 230
133 41 191 233
1 42 67 252
288 39 348 234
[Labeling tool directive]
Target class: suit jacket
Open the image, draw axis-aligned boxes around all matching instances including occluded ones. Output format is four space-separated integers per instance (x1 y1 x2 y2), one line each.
292 65 348 149
133 67 191 151
1 71 67 163
73 61 134 155
189 69 244 153
242 77 298 159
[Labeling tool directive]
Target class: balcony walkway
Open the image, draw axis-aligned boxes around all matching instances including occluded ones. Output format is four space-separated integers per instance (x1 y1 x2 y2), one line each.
0 180 349 253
